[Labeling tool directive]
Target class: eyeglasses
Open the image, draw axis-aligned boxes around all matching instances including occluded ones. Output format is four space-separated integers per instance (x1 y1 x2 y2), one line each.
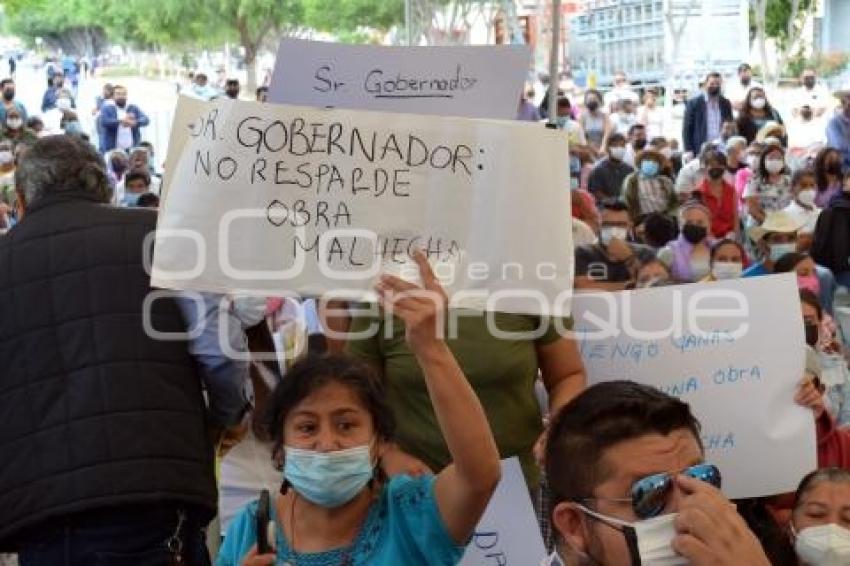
577 463 722 519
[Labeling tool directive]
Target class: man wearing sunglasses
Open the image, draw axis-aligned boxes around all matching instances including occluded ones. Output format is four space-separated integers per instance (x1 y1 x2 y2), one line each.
545 381 770 565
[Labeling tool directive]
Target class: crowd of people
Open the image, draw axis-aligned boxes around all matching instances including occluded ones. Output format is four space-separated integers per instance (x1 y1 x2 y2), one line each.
2 61 850 566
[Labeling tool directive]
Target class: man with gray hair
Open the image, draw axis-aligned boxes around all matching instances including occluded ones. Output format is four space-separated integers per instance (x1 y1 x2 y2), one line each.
0 135 252 564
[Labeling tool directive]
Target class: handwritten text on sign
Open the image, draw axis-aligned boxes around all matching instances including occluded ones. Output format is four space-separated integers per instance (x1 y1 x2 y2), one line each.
460 458 546 566
571 275 816 499
153 96 573 316
269 38 531 119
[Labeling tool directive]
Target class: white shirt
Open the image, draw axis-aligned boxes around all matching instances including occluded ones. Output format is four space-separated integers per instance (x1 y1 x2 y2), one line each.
639 105 665 139
41 108 65 136
794 83 833 113
726 80 763 111
611 111 638 136
218 431 282 534
116 108 134 150
790 118 827 150
572 218 598 250
784 200 821 235
604 87 639 111
675 158 704 195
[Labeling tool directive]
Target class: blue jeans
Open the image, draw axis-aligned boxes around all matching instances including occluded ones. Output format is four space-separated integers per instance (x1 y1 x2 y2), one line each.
16 504 211 566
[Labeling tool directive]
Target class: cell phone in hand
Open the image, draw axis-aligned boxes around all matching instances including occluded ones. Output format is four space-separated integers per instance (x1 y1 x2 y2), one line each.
256 489 273 554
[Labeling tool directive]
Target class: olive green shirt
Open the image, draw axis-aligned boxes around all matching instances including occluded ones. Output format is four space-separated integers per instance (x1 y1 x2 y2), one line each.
346 310 566 489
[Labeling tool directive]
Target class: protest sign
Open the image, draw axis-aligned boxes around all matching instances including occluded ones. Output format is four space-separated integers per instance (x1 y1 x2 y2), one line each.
152 96 573 316
460 458 546 566
269 38 531 119
571 275 817 499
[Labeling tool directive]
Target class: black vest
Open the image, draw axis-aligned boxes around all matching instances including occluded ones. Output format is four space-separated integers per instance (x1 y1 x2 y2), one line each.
0 196 217 544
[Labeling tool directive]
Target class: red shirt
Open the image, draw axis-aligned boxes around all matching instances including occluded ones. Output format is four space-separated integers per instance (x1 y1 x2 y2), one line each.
817 412 850 470
698 179 737 238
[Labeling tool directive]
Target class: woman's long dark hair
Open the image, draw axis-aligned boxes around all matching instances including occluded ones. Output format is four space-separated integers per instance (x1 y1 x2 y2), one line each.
262 354 396 490
814 146 842 193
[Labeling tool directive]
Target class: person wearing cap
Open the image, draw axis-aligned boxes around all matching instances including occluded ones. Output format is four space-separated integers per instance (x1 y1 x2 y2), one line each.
826 86 850 171
743 210 839 316
744 210 804 277
658 201 714 282
621 148 677 224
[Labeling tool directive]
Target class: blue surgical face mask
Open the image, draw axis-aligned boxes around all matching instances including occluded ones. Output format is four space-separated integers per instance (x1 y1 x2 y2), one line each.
284 444 374 508
121 192 141 207
640 160 660 178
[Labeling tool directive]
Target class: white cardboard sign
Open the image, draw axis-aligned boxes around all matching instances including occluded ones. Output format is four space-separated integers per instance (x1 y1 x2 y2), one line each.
269 38 531 119
461 458 546 566
571 275 817 498
153 96 573 316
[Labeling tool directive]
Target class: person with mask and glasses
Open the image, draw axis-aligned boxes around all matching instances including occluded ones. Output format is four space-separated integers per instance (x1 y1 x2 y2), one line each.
544 381 770 566
218 251 501 565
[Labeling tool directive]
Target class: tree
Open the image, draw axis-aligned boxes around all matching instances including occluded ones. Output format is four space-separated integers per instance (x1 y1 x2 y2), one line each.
752 0 816 82
406 0 497 45
303 0 404 37
128 0 306 92
663 0 699 117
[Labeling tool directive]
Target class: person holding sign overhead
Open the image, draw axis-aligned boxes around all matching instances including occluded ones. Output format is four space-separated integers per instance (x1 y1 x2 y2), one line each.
219 252 501 565
347 276 586 492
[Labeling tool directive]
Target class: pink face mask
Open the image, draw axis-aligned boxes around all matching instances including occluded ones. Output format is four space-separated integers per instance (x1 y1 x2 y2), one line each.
798 274 820 295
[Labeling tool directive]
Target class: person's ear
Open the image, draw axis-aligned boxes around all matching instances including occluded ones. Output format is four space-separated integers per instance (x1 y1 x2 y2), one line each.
552 502 591 556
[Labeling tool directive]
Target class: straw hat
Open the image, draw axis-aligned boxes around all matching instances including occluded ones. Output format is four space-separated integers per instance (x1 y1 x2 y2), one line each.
748 210 806 243
833 82 850 98
755 121 786 143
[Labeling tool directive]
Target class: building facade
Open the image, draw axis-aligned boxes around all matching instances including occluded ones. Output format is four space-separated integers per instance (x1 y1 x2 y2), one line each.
569 0 749 90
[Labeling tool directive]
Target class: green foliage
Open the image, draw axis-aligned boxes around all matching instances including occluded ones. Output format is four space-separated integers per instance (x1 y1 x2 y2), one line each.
303 0 403 34
764 0 815 50
787 51 850 79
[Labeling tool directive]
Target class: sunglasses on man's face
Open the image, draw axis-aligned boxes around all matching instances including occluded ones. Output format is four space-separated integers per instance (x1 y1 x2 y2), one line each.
581 463 722 520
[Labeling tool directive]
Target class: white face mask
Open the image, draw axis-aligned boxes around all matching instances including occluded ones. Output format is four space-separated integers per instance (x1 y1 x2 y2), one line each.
798 189 817 207
610 146 626 161
765 158 785 174
580 507 687 566
600 226 628 246
712 261 743 280
0 151 13 166
231 296 268 328
56 98 72 111
751 97 767 109
769 242 797 262
690 256 711 280
6 118 22 130
795 523 850 566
